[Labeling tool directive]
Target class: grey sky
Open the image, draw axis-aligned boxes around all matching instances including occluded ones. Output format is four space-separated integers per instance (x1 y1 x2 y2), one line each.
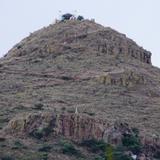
0 0 160 67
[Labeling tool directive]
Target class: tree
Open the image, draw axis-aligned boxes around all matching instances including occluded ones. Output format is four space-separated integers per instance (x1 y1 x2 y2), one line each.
61 13 73 21
77 15 84 21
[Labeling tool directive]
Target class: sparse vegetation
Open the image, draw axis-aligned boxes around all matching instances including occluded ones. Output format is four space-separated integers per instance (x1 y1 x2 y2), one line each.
81 139 106 152
154 151 160 159
33 103 44 110
38 144 52 152
60 140 81 156
94 156 105 160
113 152 132 160
122 134 142 154
30 126 51 139
83 111 95 116
1 156 14 160
11 140 26 150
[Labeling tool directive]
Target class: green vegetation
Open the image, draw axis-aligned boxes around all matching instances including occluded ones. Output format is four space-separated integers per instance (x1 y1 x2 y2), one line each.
83 111 95 116
81 130 142 160
105 144 113 160
77 15 84 21
38 144 52 152
61 141 78 155
60 140 81 156
154 151 160 159
61 13 73 21
113 152 132 160
33 103 44 110
131 127 139 136
122 134 142 154
1 156 14 160
29 126 51 139
81 139 106 152
94 156 105 160
11 140 26 150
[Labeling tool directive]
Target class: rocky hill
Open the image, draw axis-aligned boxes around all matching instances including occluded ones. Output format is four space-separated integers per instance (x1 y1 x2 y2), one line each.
0 19 160 160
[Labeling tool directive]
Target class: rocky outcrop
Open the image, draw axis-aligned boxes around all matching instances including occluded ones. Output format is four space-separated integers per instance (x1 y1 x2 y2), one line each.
5 112 106 141
4 112 133 144
3 112 160 159
83 29 152 64
98 69 146 87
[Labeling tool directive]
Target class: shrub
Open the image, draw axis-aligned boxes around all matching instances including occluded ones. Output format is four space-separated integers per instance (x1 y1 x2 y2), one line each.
77 16 84 21
38 144 52 152
154 151 160 159
40 153 48 160
30 126 51 139
131 127 139 136
33 103 44 110
61 13 73 21
62 143 78 155
83 111 95 116
11 140 26 149
1 156 14 160
113 151 132 160
81 139 106 152
122 134 142 154
94 156 105 160
60 140 80 156
0 137 6 142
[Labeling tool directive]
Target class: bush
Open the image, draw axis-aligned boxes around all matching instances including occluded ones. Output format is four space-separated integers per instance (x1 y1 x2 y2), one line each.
83 111 95 116
77 15 84 21
30 126 51 139
1 156 14 160
131 127 139 136
0 137 6 142
62 143 78 155
40 153 48 160
154 151 160 159
122 134 142 154
60 140 80 156
94 156 105 160
11 140 26 149
33 103 44 110
81 139 106 152
113 151 132 160
38 144 52 152
61 13 73 21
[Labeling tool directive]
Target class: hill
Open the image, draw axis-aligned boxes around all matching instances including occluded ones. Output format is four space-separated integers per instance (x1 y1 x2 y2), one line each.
0 19 160 160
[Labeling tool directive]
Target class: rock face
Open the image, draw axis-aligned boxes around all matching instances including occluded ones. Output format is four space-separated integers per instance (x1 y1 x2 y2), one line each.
5 112 106 141
5 112 160 159
4 112 128 143
98 69 146 87
4 112 134 146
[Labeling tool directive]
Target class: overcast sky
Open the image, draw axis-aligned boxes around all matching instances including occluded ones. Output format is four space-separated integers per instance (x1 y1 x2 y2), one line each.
0 0 160 67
